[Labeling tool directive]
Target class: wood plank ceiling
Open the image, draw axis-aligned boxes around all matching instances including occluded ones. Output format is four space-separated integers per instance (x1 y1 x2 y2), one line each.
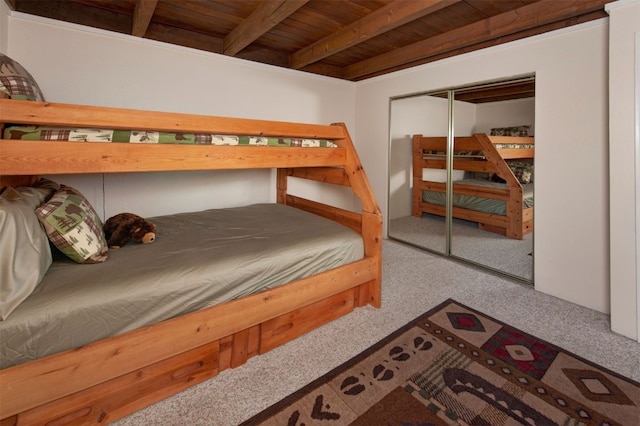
6 0 613 82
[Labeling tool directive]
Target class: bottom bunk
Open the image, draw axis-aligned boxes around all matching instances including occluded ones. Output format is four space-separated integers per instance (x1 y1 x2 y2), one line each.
1 202 365 370
417 178 534 238
0 98 382 425
0 183 380 425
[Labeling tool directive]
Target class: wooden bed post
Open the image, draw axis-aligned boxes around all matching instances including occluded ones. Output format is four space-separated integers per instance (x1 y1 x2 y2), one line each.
331 123 382 308
412 135 424 218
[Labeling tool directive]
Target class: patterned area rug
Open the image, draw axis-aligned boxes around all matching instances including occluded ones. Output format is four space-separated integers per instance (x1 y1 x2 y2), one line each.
242 299 640 426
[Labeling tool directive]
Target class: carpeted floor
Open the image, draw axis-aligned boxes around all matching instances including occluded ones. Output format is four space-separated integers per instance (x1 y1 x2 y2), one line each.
243 299 640 425
390 214 533 281
114 240 640 426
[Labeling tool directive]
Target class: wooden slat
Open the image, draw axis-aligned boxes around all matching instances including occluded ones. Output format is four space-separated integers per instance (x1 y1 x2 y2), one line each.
289 0 458 69
0 257 377 418
132 0 158 37
287 166 350 186
0 99 347 139
496 149 535 159
422 158 495 173
224 0 309 57
422 181 511 201
0 140 347 174
285 194 362 233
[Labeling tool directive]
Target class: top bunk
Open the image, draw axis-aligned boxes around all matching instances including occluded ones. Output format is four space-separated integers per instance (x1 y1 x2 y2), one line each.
0 99 349 173
0 98 379 214
413 132 534 188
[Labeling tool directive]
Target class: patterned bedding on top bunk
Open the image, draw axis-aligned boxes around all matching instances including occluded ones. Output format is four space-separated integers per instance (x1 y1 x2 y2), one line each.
3 125 337 147
423 125 534 158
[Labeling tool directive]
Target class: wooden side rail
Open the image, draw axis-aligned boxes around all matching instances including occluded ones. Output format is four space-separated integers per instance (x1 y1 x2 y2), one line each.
0 140 348 174
0 99 346 138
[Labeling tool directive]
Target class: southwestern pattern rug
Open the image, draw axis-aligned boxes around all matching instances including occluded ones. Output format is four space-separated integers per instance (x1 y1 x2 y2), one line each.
242 299 640 426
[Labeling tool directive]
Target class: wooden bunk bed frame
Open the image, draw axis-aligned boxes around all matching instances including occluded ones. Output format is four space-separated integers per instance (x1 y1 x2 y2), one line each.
0 99 382 425
412 133 534 240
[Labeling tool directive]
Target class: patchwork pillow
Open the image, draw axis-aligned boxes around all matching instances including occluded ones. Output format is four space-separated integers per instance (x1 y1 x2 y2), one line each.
0 183 57 320
36 185 108 263
0 53 45 101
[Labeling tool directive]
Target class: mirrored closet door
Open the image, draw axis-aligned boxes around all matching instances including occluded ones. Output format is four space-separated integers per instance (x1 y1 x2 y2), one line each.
388 77 535 283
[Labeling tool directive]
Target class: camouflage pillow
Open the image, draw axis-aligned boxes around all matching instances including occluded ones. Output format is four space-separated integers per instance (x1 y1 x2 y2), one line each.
490 126 530 137
36 185 108 263
507 160 534 185
0 53 45 101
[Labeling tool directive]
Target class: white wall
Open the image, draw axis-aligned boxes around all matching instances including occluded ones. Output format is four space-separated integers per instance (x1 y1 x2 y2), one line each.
0 1 8 53
475 98 535 135
4 12 356 219
355 20 611 315
607 0 640 340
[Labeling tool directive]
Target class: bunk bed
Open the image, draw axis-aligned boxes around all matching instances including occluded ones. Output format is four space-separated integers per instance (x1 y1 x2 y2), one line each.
0 98 382 425
412 133 534 240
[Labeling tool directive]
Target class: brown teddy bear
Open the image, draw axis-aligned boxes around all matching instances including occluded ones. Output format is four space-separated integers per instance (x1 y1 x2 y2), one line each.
104 213 156 249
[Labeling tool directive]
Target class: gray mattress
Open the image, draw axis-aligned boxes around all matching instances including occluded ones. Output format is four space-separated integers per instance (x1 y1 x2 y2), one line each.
0 203 364 369
422 179 534 215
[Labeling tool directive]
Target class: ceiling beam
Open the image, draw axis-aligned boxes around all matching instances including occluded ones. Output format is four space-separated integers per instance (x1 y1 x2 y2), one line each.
289 0 459 70
224 0 309 57
132 0 158 37
344 0 611 80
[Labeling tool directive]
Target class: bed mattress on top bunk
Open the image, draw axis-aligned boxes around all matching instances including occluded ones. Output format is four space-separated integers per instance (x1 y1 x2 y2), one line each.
3 125 337 147
0 203 363 369
422 179 534 215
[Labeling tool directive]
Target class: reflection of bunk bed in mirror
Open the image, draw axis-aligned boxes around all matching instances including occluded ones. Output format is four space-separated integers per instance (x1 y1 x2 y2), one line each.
412 132 534 240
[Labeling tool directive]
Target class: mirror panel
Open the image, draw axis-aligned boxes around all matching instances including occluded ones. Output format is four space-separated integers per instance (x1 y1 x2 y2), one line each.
449 85 534 281
388 92 449 254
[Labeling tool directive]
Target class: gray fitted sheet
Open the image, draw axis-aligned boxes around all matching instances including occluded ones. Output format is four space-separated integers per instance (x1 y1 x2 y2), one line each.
0 203 364 369
422 179 534 215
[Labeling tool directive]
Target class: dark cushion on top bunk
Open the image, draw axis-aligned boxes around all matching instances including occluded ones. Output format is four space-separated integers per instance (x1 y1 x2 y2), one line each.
507 160 534 184
490 125 530 137
0 54 45 101
0 181 57 320
36 185 109 264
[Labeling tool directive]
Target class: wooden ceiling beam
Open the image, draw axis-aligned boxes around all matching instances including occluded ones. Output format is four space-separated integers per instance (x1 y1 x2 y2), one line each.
344 0 611 80
224 0 309 57
289 0 459 70
132 0 158 37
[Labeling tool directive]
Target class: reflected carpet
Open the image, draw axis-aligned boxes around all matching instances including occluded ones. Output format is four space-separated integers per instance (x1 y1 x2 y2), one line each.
242 299 640 425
